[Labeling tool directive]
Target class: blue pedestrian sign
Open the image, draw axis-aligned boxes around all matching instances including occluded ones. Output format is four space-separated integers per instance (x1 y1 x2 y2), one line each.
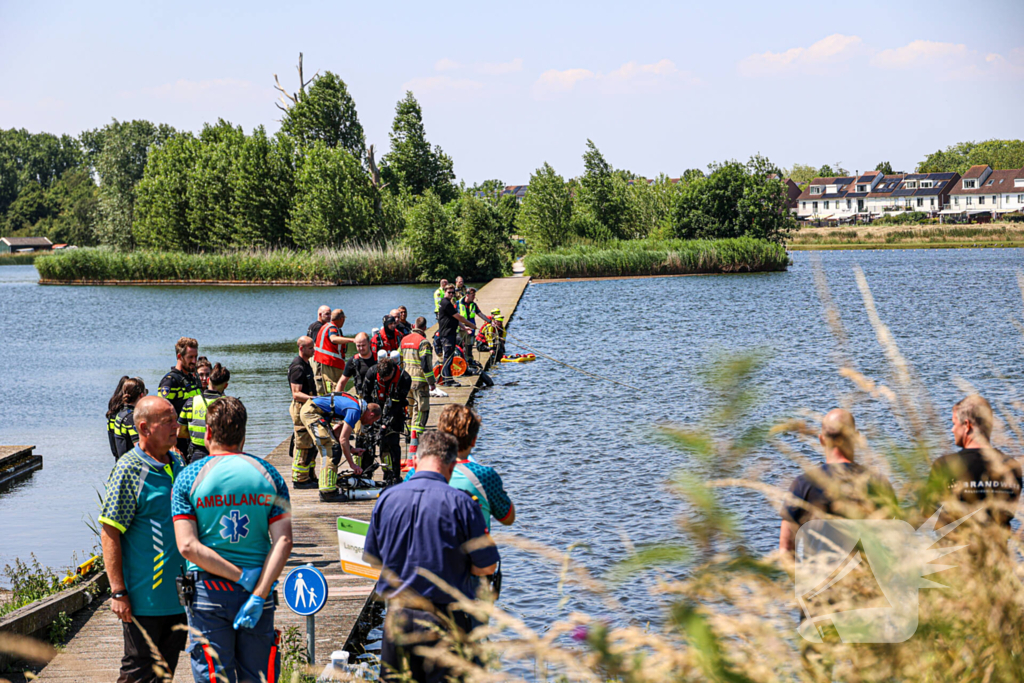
283 565 328 616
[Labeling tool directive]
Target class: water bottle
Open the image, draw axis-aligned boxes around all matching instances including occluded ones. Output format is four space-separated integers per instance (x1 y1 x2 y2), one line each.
317 650 352 681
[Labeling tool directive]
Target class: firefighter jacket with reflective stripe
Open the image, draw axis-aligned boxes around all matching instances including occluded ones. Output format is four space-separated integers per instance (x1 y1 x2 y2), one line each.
400 332 434 383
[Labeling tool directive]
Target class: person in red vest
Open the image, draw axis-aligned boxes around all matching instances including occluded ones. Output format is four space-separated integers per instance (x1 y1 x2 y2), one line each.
314 309 356 395
372 315 404 357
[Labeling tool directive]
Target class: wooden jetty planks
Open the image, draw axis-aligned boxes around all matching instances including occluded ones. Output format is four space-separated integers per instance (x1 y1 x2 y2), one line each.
32 276 530 680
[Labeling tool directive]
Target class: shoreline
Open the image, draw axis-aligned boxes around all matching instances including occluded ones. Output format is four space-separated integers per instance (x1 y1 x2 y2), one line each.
787 241 1024 251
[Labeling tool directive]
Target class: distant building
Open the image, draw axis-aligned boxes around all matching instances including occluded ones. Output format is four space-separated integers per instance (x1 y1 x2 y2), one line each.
794 171 959 221
944 165 1024 220
0 236 53 254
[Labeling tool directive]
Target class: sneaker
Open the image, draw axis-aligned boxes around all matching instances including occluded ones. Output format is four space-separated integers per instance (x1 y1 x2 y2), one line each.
442 380 462 387
293 478 319 489
319 490 349 503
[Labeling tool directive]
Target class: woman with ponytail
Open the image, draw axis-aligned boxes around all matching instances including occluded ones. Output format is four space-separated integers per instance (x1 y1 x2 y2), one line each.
113 378 147 459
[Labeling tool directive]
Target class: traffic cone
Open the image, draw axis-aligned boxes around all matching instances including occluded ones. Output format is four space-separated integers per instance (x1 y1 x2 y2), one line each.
402 428 418 473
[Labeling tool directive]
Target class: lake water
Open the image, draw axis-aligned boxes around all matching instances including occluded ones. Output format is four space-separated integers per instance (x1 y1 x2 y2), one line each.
2 249 1023 660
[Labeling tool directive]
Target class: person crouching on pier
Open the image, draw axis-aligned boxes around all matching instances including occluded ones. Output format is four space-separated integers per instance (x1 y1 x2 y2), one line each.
299 392 382 502
171 397 293 683
99 395 188 683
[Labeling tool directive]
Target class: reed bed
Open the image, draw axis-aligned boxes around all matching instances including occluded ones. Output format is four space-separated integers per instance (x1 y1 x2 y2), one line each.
523 238 790 279
34 246 421 285
0 252 44 266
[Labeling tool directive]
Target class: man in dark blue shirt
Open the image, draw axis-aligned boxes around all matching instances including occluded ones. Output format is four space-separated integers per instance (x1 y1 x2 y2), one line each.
364 430 498 682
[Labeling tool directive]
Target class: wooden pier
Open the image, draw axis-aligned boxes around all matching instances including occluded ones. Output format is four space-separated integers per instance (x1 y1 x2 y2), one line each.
0 446 42 489
30 276 530 681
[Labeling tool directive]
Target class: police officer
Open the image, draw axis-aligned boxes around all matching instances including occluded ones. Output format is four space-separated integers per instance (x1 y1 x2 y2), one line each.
298 392 383 502
433 278 449 321
171 397 293 683
400 317 436 437
159 337 201 455
178 363 229 463
361 357 411 484
112 378 147 459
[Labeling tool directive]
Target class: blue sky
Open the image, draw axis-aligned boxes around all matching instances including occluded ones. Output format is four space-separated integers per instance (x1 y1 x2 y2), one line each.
1 0 1022 183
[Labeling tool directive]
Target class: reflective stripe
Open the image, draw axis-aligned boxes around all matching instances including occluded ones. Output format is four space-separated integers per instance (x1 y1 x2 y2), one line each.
314 323 346 368
187 394 213 447
202 644 217 680
455 463 490 509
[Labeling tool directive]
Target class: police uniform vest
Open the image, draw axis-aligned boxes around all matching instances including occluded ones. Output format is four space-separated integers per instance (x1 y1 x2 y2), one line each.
458 300 479 324
314 323 346 369
433 287 445 313
401 332 430 381
187 392 222 447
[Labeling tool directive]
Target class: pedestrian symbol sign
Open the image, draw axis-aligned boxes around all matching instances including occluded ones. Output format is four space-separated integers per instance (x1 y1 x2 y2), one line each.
283 565 328 616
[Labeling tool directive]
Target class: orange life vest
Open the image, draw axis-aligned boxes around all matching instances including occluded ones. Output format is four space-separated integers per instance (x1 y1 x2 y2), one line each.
313 323 346 369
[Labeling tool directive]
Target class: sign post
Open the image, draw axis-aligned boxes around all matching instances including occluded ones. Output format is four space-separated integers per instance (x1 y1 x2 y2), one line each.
283 564 329 665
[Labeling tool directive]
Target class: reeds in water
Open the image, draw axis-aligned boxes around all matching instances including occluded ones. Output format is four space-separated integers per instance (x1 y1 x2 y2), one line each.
523 238 790 279
34 246 421 285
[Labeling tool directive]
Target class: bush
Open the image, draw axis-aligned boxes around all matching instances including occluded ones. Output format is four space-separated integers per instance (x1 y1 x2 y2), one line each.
523 238 789 279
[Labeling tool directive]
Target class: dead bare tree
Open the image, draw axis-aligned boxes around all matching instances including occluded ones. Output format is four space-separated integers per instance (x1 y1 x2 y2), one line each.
273 52 318 112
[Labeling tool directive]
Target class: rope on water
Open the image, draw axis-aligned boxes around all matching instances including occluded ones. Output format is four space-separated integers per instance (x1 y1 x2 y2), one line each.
502 332 644 392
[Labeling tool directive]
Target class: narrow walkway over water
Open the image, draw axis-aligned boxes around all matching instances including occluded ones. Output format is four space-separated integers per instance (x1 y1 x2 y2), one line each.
33 276 530 681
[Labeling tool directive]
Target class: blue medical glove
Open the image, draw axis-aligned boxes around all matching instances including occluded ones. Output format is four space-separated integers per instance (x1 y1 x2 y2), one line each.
238 567 262 593
233 594 265 630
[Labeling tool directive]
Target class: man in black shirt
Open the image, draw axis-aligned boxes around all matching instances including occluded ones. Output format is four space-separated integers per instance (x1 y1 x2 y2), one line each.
395 306 412 336
361 357 412 483
436 285 475 387
307 305 330 342
340 332 377 397
780 409 894 557
289 336 319 487
925 394 1022 530
158 337 201 456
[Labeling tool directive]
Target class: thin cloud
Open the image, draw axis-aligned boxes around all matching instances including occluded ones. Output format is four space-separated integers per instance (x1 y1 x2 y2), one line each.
475 58 524 75
434 58 462 71
402 75 485 93
129 78 269 104
738 34 863 76
532 59 697 98
871 40 969 69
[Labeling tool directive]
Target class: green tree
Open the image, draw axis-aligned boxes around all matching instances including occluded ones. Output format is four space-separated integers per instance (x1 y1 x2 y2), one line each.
279 72 365 159
681 168 706 184
403 190 458 280
516 162 572 251
133 133 197 251
875 161 894 175
785 163 818 189
231 128 295 248
575 140 628 240
621 174 679 240
450 195 514 279
37 169 100 246
3 181 54 235
737 154 798 243
380 92 457 202
289 143 376 249
186 120 245 251
917 139 1024 174
0 129 82 219
90 119 176 249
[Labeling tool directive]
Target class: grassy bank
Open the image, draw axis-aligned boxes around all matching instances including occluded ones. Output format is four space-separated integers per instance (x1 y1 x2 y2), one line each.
0 252 44 266
523 238 789 279
35 246 421 285
788 223 1024 250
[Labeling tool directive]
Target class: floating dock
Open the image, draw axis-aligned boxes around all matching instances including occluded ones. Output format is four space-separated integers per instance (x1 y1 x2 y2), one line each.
0 446 42 489
30 276 530 681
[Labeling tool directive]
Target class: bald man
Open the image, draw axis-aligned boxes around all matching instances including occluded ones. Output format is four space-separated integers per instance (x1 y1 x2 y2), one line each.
307 305 331 342
99 395 188 682
779 409 894 555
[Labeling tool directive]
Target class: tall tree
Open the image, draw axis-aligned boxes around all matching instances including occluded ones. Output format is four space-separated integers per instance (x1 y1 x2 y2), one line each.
450 195 514 279
289 143 376 249
279 72 365 159
186 120 245 251
402 190 458 280
133 133 197 251
380 92 457 202
516 163 572 251
575 140 628 239
917 139 1024 174
0 129 82 219
90 119 176 249
784 163 817 189
875 161 893 175
231 128 295 248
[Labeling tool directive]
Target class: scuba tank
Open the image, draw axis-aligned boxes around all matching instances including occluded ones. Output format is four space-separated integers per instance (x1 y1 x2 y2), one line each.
341 477 382 489
339 489 381 501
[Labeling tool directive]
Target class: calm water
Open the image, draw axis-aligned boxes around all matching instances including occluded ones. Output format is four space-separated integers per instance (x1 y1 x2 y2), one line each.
2 250 1023 659
0 266 436 575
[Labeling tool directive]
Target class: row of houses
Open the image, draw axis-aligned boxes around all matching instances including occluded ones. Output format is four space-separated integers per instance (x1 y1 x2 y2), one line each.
794 165 1024 222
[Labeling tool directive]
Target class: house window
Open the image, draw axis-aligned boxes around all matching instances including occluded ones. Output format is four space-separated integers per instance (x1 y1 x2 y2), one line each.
857 184 867 192
930 198 935 207
979 196 985 205
964 180 976 189
812 201 818 211
801 201 806 209
1018 195 1024 203
824 200 830 210
905 181 917 189
810 186 823 195
954 196 959 206
847 199 852 209
992 196 997 204
917 198 923 207
967 197 973 205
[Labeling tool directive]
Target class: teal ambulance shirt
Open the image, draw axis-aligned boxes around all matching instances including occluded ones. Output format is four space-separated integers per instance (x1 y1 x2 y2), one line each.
98 447 186 616
171 452 291 572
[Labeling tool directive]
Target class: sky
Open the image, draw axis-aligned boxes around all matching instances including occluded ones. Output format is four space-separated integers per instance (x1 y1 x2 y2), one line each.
1 0 1022 184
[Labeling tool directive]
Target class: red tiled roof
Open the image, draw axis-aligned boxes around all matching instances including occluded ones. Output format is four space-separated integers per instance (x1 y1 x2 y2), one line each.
962 165 989 179
948 168 1020 195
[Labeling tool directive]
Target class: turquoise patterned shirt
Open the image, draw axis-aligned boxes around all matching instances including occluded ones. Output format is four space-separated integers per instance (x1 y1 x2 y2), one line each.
99 447 186 616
